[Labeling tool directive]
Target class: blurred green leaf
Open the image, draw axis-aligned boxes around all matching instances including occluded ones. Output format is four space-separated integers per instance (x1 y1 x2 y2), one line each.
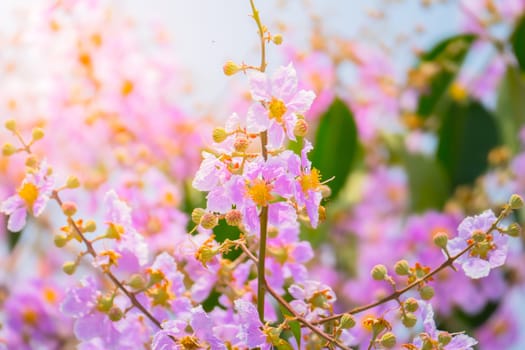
437 100 501 190
278 304 301 348
404 154 450 212
311 98 358 200
416 34 476 118
213 220 241 260
496 67 525 153
512 16 525 71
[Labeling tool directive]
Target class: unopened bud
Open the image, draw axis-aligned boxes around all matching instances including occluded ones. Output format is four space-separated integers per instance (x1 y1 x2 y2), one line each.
293 119 308 137
438 332 452 346
128 274 147 290
61 202 77 217
54 233 69 248
419 285 435 300
4 119 16 132
97 295 113 312
200 213 218 229
509 194 524 210
191 208 206 224
212 127 228 143
84 220 97 233
62 261 77 275
394 260 410 276
108 307 123 322
507 223 522 237
31 128 45 141
433 232 448 249
223 60 241 76
379 332 396 348
2 143 16 156
25 156 38 168
339 314 356 329
320 185 331 199
66 176 80 189
225 209 242 226
402 313 417 328
371 264 388 281
234 137 249 152
272 34 283 45
404 297 419 312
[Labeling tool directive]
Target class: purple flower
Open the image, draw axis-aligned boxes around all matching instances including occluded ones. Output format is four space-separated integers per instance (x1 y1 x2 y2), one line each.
0 160 54 232
234 299 267 348
447 210 508 279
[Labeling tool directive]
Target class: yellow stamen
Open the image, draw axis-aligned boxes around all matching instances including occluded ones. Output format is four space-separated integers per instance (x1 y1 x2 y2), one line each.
247 179 273 207
179 335 201 349
22 308 38 326
268 97 287 123
18 182 39 209
121 80 134 96
300 168 321 193
43 287 57 304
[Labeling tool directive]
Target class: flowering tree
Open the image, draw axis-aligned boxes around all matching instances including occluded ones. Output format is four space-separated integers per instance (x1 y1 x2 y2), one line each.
1 0 525 349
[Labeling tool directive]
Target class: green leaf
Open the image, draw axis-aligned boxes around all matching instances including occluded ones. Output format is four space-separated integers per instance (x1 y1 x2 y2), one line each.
404 154 450 212
437 100 501 190
416 34 476 118
213 220 241 260
278 304 301 348
311 98 358 200
512 16 525 71
496 67 525 153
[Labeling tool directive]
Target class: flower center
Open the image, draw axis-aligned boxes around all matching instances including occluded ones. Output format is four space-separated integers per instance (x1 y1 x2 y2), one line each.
22 308 38 326
300 168 321 193
180 335 201 349
18 182 39 209
268 97 287 123
43 287 57 304
247 179 273 207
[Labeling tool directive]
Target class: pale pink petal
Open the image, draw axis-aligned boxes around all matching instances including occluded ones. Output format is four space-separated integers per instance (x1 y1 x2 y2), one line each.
248 71 271 101
7 207 27 232
272 63 298 101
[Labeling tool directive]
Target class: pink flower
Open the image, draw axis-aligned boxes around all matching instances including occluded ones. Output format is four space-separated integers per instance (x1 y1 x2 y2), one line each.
0 160 55 232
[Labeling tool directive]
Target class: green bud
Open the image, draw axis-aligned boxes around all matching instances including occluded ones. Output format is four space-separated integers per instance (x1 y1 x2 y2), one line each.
222 60 241 76
371 264 388 281
31 128 45 141
62 261 77 275
200 213 218 229
191 208 205 224
4 119 16 132
128 274 147 290
108 307 123 322
272 34 283 45
433 232 449 249
61 202 77 217
404 297 419 313
54 233 69 248
394 260 410 276
507 223 521 237
438 332 452 346
97 295 114 312
66 176 80 189
419 285 435 300
379 332 396 348
225 209 242 226
339 314 356 329
2 143 16 156
402 313 417 328
84 220 97 233
510 194 524 210
212 127 228 143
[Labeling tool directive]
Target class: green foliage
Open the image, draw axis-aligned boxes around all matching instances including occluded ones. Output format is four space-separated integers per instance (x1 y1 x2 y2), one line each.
437 100 501 190
512 16 525 72
311 98 358 200
213 220 241 260
416 34 476 118
496 67 525 153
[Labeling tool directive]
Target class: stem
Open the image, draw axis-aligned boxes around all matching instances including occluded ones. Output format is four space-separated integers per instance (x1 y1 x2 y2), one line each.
249 0 266 73
257 131 269 321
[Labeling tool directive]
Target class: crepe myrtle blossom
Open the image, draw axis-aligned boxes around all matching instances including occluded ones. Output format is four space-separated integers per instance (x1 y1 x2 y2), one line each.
247 63 315 145
447 210 508 279
0 160 55 232
289 280 336 321
407 302 477 350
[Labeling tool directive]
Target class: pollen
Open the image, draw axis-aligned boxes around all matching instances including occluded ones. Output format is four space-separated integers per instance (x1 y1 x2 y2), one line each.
300 168 321 193
247 178 273 207
18 182 39 209
22 308 38 326
121 80 134 96
179 335 201 349
268 97 287 123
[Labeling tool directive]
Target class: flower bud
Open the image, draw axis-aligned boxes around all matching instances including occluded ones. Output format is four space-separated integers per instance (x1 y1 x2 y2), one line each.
200 213 218 229
54 233 69 248
404 297 419 312
128 274 147 290
108 307 123 322
234 137 249 152
339 314 356 329
225 209 242 226
438 332 452 346
293 119 308 138
61 202 77 217
419 285 435 300
191 208 205 224
212 127 228 143
4 119 16 132
31 128 45 141
433 232 448 249
371 264 388 281
97 295 113 312
84 220 97 233
318 205 326 222
272 34 283 45
394 260 410 276
2 143 16 156
507 223 521 237
62 261 77 275
66 176 80 189
320 185 331 199
379 332 396 348
25 156 38 168
223 60 241 76
509 194 524 210
402 313 417 328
